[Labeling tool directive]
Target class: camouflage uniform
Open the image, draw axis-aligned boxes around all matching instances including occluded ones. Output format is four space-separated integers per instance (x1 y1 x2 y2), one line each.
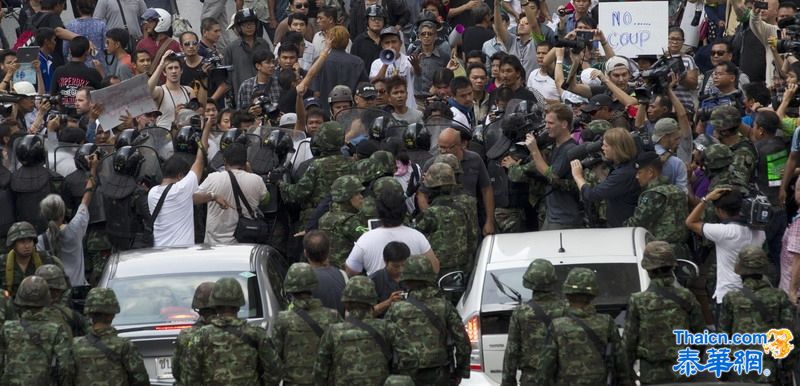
1 222 66 297
720 246 795 385
543 268 631 386
0 276 74 385
318 175 367 268
272 263 341 385
36 264 89 338
622 242 704 384
624 176 690 260
174 282 215 386
384 255 471 385
358 177 407 224
502 259 568 386
432 154 479 260
357 151 402 224
313 276 418 385
280 122 355 226
73 288 149 386
413 164 470 277
184 277 283 385
710 106 756 187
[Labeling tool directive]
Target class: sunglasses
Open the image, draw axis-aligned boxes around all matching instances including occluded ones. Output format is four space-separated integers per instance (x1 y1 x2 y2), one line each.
711 50 728 56
419 32 434 37
295 3 309 8
182 41 199 47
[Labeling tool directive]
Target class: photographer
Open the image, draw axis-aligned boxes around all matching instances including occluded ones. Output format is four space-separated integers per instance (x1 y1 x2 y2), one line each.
505 103 582 229
179 32 210 106
570 127 640 227
685 187 766 313
666 28 700 114
566 55 638 116
236 49 279 113
556 0 591 36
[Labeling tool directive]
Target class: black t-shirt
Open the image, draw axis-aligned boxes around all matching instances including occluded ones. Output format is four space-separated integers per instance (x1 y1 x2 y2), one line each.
180 59 207 99
462 26 495 56
31 12 66 68
50 61 102 112
351 33 381 69
369 268 401 304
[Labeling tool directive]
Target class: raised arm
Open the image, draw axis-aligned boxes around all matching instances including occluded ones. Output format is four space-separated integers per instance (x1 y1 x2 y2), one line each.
494 0 511 48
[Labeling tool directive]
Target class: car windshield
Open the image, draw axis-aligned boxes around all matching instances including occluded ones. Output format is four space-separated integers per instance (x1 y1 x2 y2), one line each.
110 272 262 326
483 263 641 308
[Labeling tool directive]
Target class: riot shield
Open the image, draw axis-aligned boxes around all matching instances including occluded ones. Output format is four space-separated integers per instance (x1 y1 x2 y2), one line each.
47 143 80 178
335 107 393 144
139 126 174 162
136 146 163 186
483 118 511 161
423 116 471 153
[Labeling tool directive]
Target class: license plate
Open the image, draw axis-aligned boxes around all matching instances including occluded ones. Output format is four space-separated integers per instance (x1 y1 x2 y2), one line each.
155 357 173 379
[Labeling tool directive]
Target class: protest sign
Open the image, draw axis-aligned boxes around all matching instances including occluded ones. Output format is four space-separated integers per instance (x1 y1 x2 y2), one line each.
90 74 157 130
599 2 668 58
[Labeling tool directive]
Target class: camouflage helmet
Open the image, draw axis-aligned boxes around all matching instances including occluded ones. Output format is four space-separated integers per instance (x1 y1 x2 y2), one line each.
735 245 769 275
284 263 319 293
209 277 246 308
703 144 733 170
369 150 396 177
341 275 378 305
710 105 742 132
373 176 405 201
562 267 598 296
331 175 365 203
191 282 215 310
586 119 612 135
14 276 51 307
313 121 346 154
433 153 462 175
34 264 68 290
423 163 456 188
384 375 414 385
641 241 676 270
399 254 436 284
84 287 121 314
522 259 558 291
6 221 37 247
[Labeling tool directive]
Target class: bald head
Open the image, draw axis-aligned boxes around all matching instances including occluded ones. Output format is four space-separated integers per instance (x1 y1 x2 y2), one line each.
438 128 464 159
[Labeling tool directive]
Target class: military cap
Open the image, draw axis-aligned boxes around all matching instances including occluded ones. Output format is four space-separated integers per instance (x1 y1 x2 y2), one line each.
522 259 558 291
423 163 456 188
641 241 676 270
562 267 598 296
209 277 246 308
710 105 742 132
191 282 215 310
84 287 121 314
735 245 769 276
652 118 679 143
331 175 365 203
384 375 415 385
6 221 37 247
634 151 661 170
14 276 51 307
433 153 462 175
34 264 68 290
399 254 436 284
315 121 346 153
703 144 733 170
586 119 612 135
341 276 378 305
284 263 319 293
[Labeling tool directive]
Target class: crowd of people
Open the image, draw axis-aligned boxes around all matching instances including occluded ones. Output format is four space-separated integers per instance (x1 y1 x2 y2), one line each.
0 0 800 383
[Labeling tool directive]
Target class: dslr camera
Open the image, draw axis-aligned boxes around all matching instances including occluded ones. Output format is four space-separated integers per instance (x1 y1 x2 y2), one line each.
554 30 594 53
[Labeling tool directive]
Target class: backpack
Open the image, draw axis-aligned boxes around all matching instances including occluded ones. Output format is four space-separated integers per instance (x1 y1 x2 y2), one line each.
13 12 47 50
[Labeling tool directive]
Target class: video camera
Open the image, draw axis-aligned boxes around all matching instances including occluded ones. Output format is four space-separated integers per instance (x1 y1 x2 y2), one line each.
254 95 280 121
554 30 594 53
504 100 549 148
777 15 800 54
637 54 685 96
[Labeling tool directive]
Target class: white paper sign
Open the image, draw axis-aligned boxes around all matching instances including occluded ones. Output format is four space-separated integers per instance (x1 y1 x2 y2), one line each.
599 2 669 58
90 74 157 131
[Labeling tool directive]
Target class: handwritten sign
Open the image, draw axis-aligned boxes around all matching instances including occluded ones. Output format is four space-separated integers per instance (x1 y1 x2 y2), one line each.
90 74 157 131
599 2 668 58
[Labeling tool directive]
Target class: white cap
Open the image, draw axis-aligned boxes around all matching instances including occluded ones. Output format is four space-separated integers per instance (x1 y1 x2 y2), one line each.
279 113 297 128
579 68 602 87
12 81 37 96
95 119 111 133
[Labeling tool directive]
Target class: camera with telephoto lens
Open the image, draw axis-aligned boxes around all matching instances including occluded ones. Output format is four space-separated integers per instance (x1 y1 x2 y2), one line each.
254 95 280 120
638 54 685 95
558 7 575 16
776 15 800 53
554 30 594 53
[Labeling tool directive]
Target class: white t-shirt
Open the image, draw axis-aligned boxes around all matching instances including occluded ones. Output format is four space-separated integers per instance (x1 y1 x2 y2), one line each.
148 171 199 247
527 68 560 101
369 55 417 110
345 226 432 275
197 169 268 244
703 222 766 303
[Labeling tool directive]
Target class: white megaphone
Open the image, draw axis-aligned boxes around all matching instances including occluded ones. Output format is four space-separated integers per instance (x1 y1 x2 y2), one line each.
380 48 397 64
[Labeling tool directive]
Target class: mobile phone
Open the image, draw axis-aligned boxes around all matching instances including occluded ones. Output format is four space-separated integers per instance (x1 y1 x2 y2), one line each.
368 219 383 231
16 46 39 63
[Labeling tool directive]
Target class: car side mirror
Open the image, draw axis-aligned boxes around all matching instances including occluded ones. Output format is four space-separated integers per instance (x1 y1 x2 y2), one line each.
675 259 699 288
438 271 466 294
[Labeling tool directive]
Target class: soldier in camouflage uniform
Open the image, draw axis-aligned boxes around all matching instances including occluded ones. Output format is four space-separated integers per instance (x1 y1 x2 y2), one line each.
0 276 74 385
36 264 89 338
581 120 613 227
72 287 149 386
1 222 65 297
318 175 367 268
432 154 479 260
710 106 756 187
173 282 215 386
358 176 407 224
720 246 796 385
184 277 282 385
272 263 341 385
502 258 568 386
413 163 470 278
624 152 690 260
385 254 471 385
280 121 354 227
542 268 631 386
622 241 704 384
313 276 418 385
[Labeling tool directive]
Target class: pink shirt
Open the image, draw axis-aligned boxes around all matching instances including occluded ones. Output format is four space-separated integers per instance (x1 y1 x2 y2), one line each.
779 214 800 297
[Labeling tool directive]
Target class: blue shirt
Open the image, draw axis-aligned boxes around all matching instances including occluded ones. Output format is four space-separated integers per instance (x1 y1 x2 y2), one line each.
655 144 689 192
38 52 54 92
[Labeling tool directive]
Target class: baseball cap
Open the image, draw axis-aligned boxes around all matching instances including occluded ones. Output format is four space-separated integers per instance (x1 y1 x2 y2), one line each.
651 117 679 143
140 8 159 21
605 56 629 75
356 83 378 99
580 94 613 112
303 97 321 109
634 151 661 170
12 81 36 96
380 27 401 41
279 113 297 128
580 68 602 87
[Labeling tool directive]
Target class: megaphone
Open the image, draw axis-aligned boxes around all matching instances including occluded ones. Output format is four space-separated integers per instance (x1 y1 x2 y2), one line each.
380 48 397 64
448 23 465 47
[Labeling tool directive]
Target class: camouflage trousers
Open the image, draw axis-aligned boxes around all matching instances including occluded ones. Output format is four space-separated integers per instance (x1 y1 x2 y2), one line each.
640 359 692 384
413 366 451 386
84 226 112 287
495 208 524 234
